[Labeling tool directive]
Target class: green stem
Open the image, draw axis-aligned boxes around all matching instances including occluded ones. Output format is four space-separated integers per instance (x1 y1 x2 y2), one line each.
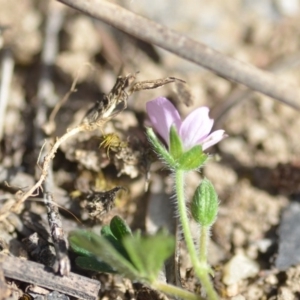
152 280 204 300
175 169 218 300
175 170 199 268
199 226 208 263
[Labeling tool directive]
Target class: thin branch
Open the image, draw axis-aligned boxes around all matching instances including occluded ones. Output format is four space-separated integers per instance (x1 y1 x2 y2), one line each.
0 258 10 300
44 63 92 136
1 254 100 300
43 148 70 276
4 73 177 217
12 124 84 212
0 48 14 141
212 52 300 128
57 0 300 110
44 192 70 276
35 2 65 145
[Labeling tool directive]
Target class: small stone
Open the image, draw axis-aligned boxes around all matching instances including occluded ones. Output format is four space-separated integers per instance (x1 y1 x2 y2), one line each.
223 252 259 285
276 201 300 270
275 0 300 16
56 51 91 82
232 227 246 248
277 287 294 300
255 238 272 253
231 295 246 300
246 122 268 146
47 291 69 300
265 273 278 285
226 283 239 297
65 16 101 55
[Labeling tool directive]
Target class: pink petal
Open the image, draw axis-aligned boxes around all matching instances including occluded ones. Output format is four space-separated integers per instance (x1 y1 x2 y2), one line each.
202 130 227 150
146 97 181 145
179 107 214 149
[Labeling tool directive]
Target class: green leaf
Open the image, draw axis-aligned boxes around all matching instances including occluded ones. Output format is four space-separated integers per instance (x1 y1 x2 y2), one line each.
69 230 95 257
101 223 131 261
146 127 176 169
75 256 116 273
69 230 140 280
110 216 132 240
101 225 115 238
122 231 175 283
191 178 219 227
177 145 207 171
100 225 121 249
101 221 132 263
169 125 183 160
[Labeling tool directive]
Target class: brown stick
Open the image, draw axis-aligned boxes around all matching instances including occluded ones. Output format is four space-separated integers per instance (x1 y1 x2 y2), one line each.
14 125 84 210
57 0 300 110
1 254 100 300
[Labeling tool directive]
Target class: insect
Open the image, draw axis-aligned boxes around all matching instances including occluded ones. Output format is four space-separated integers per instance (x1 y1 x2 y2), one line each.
84 186 125 219
99 133 128 158
82 73 185 129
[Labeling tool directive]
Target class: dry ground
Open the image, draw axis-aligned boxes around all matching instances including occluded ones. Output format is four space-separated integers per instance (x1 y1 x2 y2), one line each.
1 1 300 299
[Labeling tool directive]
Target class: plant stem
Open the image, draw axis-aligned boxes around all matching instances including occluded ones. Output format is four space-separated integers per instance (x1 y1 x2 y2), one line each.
152 280 204 300
199 226 208 263
175 170 199 267
175 170 218 300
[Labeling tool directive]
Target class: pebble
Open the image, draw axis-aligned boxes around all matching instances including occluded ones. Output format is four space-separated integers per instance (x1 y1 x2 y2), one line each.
274 0 300 16
223 252 260 285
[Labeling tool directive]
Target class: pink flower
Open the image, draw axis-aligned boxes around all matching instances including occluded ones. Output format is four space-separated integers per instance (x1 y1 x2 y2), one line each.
146 97 226 151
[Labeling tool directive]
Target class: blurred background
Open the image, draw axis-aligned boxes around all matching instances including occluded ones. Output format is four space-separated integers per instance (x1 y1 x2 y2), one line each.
1 0 300 299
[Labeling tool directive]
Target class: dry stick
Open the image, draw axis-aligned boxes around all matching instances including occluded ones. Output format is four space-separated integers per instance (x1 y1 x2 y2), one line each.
35 8 71 276
57 0 300 110
212 52 300 128
0 48 14 142
43 73 77 136
0 256 10 300
1 254 100 300
35 3 65 144
9 73 174 215
8 73 136 214
44 192 70 276
44 63 92 136
12 125 84 213
43 153 70 276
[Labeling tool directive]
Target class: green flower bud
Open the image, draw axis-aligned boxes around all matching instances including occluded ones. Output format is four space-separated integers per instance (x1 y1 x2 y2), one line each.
191 178 219 227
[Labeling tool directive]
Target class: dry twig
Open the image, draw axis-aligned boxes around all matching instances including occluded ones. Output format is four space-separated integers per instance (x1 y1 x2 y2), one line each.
1 254 100 300
44 192 70 276
0 48 14 142
58 0 300 110
0 73 181 219
212 52 300 128
12 124 85 213
35 2 65 138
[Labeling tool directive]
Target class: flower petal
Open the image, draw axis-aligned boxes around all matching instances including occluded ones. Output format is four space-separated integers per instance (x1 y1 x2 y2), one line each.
146 97 181 145
201 130 227 150
179 107 213 149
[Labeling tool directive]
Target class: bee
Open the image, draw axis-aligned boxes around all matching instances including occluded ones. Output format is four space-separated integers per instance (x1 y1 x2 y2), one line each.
99 133 128 158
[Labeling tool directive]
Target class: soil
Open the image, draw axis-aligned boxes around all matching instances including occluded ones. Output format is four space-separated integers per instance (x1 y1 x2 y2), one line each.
1 0 300 299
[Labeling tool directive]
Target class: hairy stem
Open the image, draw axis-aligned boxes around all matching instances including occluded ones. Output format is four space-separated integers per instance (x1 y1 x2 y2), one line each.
175 170 218 300
152 280 204 300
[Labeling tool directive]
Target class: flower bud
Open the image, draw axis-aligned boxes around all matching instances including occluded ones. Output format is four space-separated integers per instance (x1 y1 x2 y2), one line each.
191 178 219 227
